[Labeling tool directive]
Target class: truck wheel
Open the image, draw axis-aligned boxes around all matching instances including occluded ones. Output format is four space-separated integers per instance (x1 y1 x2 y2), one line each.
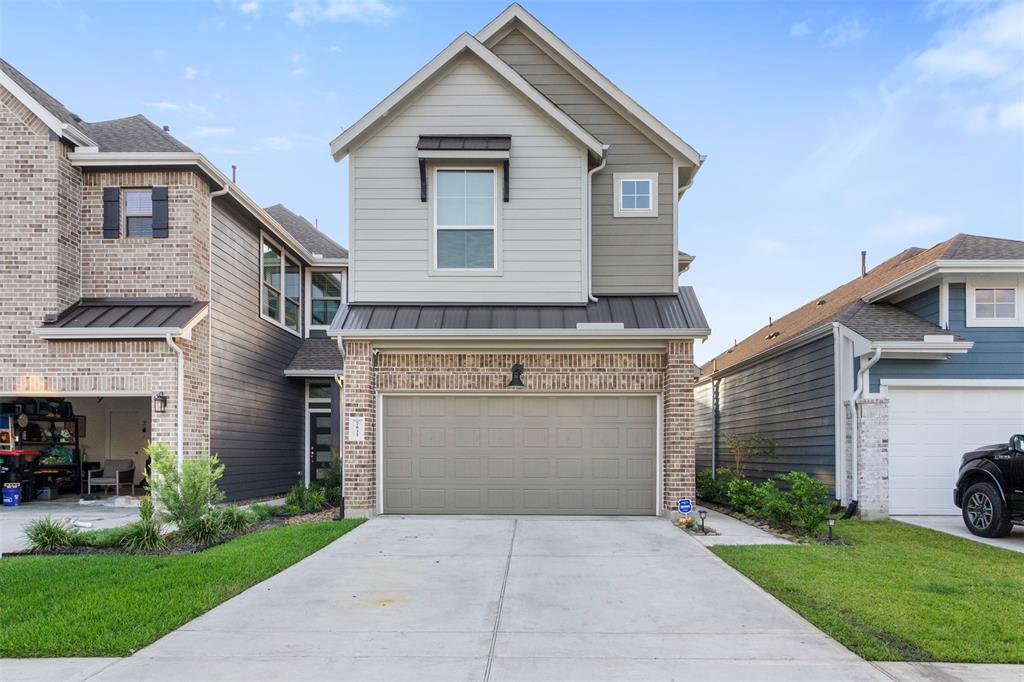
962 482 1012 538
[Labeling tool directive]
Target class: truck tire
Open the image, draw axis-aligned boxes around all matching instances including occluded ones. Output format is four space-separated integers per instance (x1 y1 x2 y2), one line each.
962 482 1012 538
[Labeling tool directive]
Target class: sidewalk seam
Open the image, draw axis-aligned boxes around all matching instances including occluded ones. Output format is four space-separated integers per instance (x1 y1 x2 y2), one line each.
483 519 517 682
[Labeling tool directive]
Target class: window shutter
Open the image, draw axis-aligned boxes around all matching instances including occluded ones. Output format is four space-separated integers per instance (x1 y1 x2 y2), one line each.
102 187 120 238
151 187 169 239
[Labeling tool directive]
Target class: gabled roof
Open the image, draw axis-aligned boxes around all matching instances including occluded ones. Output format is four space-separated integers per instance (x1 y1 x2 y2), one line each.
702 233 1023 377
476 3 703 167
0 58 191 153
329 32 604 161
264 204 348 260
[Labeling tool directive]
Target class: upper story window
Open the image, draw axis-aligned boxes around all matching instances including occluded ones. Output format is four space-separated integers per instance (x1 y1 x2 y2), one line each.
965 277 1024 327
310 272 343 327
124 190 153 237
613 172 659 218
434 168 496 270
261 235 301 335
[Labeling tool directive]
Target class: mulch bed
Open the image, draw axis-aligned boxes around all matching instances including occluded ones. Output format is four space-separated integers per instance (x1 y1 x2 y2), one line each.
696 499 851 545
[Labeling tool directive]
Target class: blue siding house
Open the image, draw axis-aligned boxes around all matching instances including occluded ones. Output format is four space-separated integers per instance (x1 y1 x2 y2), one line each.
696 234 1024 518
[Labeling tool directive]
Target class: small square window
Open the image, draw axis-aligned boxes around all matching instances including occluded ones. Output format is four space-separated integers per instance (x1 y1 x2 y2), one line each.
613 173 658 218
308 382 331 401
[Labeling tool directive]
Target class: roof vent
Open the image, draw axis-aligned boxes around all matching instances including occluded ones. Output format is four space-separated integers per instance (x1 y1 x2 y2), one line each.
163 125 170 132
817 299 827 306
765 331 781 341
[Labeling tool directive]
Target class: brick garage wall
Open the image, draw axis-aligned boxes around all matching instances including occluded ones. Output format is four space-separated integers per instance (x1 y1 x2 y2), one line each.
845 398 890 519
342 343 696 514
80 170 210 299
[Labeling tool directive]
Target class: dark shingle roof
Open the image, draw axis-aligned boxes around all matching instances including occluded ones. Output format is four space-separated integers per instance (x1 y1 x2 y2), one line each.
838 301 957 342
702 233 1021 377
0 58 191 153
285 338 344 374
331 288 708 333
40 298 207 331
264 204 348 260
417 135 511 151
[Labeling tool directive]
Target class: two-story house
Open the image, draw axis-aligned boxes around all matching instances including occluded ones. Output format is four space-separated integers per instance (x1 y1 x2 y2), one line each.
327 4 710 517
0 59 348 500
695 234 1024 519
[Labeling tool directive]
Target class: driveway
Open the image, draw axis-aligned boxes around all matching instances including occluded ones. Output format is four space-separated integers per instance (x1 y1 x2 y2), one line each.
88 516 885 681
0 500 139 555
893 515 1024 554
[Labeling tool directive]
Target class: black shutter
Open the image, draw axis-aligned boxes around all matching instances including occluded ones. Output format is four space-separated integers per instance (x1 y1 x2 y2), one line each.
151 187 169 239
102 187 120 238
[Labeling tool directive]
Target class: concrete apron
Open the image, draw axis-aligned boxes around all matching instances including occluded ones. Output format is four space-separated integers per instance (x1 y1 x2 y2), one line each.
43 514 890 682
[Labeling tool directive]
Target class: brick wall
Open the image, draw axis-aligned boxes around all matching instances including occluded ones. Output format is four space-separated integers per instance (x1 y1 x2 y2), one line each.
845 398 890 519
342 343 695 515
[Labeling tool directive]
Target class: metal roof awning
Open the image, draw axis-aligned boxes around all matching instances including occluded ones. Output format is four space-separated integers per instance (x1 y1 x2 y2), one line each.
32 298 208 340
284 338 345 377
416 135 513 202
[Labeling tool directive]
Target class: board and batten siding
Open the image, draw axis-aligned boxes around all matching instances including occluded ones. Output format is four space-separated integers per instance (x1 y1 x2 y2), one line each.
209 202 304 499
871 284 1024 391
491 29 679 295
350 54 586 304
696 334 837 492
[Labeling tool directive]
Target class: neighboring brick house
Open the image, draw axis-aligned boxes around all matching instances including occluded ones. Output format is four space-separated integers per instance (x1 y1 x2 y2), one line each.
695 234 1024 519
0 59 348 499
327 4 710 517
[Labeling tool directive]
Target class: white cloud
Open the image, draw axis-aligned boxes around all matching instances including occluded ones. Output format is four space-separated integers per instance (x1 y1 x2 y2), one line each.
145 101 182 112
790 21 811 38
327 45 343 53
823 18 868 47
258 136 294 151
184 66 200 80
238 0 260 15
192 126 235 138
288 0 400 25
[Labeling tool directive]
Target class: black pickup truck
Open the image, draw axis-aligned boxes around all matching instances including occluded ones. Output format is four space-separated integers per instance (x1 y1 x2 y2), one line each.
954 434 1024 537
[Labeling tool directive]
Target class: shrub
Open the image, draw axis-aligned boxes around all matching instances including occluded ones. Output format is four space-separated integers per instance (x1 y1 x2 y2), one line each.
120 519 166 552
147 443 226 527
777 471 831 534
178 511 225 545
247 503 274 522
221 506 254 532
696 469 730 505
751 480 795 528
726 478 760 514
284 483 329 514
24 516 77 552
74 526 131 548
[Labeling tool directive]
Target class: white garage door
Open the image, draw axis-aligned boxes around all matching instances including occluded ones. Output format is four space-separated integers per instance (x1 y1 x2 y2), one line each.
888 385 1024 515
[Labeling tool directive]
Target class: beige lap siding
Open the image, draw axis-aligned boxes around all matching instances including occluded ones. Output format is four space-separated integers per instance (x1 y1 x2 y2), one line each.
341 342 696 514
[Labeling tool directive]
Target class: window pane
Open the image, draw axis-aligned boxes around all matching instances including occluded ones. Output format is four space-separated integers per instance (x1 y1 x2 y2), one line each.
437 169 494 227
622 180 635 196
465 197 494 225
262 242 281 288
263 286 280 319
311 272 342 298
975 288 995 303
436 170 465 197
125 190 152 215
464 229 494 268
622 195 636 209
634 193 650 209
285 260 301 298
994 303 1016 318
994 288 1015 303
437 230 467 268
309 382 331 400
126 216 153 238
437 197 464 226
465 170 494 198
285 298 300 330
312 299 340 325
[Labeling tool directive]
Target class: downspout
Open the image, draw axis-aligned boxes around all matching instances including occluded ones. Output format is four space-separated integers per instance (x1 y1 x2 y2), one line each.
165 334 185 473
586 146 609 303
844 347 881 517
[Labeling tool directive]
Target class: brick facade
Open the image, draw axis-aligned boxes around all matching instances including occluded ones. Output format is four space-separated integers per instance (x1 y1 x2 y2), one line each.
342 342 696 515
844 398 890 519
0 85 211 461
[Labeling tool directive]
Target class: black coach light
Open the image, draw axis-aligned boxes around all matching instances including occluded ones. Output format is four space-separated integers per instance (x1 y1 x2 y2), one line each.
508 363 525 389
154 392 169 414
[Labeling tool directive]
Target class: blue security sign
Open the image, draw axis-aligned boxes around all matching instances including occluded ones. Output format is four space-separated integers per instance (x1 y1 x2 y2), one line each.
678 498 693 514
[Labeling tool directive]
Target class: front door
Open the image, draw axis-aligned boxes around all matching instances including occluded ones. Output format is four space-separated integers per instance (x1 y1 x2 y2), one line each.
309 412 332 483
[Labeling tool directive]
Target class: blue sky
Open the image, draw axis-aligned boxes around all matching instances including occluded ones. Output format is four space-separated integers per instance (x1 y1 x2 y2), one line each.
3 0 1022 362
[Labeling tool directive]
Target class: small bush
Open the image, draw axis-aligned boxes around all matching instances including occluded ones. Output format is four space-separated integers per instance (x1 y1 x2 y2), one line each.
120 519 166 552
178 511 225 545
247 503 274 522
726 478 760 514
778 471 830 534
315 456 342 507
221 506 254 532
752 480 795 528
24 517 77 552
147 443 225 527
74 526 131 548
284 483 329 514
696 469 732 505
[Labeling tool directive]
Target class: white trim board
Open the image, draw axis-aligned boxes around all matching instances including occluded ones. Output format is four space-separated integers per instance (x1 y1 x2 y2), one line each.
880 379 1024 390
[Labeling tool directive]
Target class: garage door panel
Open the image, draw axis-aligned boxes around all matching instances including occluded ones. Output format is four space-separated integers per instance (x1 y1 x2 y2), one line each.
888 386 1024 516
382 395 657 514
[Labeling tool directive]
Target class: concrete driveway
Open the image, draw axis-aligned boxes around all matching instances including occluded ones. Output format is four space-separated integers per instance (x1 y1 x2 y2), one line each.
893 516 1024 554
89 516 885 681
0 500 139 555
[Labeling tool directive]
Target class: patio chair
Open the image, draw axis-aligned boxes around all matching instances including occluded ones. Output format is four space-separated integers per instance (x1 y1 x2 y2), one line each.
86 459 136 496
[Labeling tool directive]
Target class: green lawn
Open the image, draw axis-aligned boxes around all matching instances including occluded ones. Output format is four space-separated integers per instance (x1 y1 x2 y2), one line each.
0 519 365 657
713 520 1023 663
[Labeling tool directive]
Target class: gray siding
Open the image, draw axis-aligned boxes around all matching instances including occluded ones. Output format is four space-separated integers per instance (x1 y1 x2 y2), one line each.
209 202 304 500
350 54 587 304
694 380 714 471
871 284 1024 391
491 29 679 295
696 334 837 492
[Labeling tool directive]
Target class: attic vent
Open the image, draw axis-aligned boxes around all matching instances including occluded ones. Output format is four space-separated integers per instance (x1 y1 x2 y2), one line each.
765 331 781 341
817 299 827 306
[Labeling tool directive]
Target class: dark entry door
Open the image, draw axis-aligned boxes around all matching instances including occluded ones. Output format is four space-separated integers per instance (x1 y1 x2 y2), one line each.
309 412 333 483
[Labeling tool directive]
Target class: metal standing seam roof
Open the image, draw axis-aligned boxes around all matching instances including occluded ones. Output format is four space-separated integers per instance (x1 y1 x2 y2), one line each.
416 135 512 151
285 338 345 374
330 288 709 334
40 298 208 331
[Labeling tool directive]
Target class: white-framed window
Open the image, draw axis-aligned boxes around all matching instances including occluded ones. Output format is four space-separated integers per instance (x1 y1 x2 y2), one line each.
261 234 301 335
309 271 344 328
613 172 658 218
124 189 154 238
433 167 497 270
966 276 1024 327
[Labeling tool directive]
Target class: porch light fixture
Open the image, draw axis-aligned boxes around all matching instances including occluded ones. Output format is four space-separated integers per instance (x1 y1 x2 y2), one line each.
698 509 708 535
827 517 836 542
154 392 168 414
508 363 525 389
